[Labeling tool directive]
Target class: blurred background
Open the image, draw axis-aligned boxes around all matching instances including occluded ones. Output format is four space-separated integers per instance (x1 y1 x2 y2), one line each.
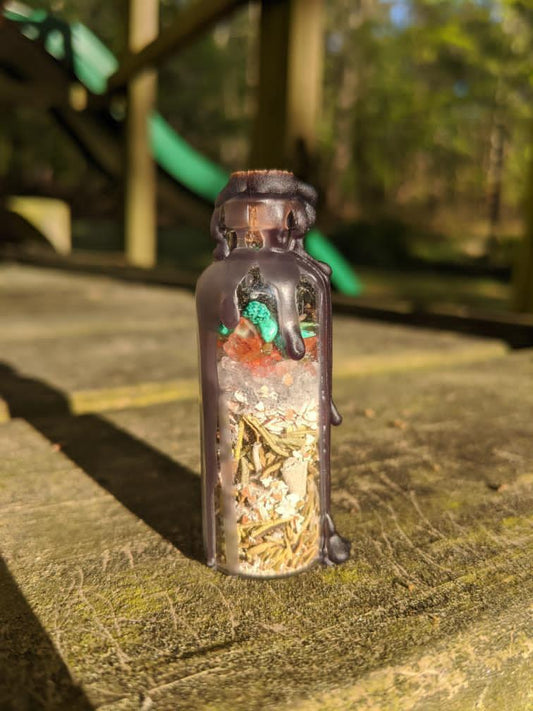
2 0 533 320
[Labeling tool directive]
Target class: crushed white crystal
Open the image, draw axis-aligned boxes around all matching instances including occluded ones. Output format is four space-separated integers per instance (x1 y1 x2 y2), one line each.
218 354 320 424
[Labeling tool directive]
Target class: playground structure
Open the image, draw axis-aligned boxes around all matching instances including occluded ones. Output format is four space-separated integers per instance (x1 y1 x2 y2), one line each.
0 0 362 296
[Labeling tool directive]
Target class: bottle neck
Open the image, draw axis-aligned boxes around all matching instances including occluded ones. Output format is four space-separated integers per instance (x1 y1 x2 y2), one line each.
214 196 306 257
228 227 294 253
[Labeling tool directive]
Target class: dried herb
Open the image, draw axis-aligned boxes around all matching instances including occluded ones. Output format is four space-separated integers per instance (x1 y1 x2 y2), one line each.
214 301 322 576
221 410 321 575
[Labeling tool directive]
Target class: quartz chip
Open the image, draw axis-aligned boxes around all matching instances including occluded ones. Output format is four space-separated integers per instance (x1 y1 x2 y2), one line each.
281 457 308 498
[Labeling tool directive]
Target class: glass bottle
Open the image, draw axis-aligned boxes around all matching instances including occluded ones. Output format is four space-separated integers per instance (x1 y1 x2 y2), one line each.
196 170 350 577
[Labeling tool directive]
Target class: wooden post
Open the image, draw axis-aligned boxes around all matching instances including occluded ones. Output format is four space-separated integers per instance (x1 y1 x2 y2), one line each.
512 179 533 313
511 119 533 313
124 0 159 268
250 0 324 179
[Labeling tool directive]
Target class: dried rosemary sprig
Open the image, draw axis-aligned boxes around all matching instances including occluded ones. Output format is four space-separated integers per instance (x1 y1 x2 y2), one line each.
218 399 321 575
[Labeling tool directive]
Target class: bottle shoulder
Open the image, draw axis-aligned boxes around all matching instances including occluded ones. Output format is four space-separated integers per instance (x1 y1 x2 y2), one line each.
195 260 224 295
195 250 330 293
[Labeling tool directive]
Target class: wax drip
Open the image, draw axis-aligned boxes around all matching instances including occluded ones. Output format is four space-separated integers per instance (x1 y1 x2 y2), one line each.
330 401 342 426
294 247 349 561
323 513 351 564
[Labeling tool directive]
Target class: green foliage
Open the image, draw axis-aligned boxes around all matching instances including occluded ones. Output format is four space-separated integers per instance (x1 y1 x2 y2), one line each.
157 3 257 169
321 1 533 235
329 217 415 268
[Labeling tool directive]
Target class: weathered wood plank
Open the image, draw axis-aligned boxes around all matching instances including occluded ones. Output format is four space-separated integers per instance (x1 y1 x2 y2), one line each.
0 266 507 420
0 555 92 710
1 352 532 708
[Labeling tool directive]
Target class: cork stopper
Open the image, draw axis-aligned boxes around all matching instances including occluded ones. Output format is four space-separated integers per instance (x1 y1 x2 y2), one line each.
216 170 317 213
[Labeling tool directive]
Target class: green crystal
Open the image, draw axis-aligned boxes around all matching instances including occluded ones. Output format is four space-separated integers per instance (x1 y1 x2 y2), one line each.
218 304 315 343
218 323 232 336
242 301 278 343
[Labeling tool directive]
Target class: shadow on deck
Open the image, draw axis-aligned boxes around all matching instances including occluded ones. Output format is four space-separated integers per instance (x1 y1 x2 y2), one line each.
0 362 203 562
0 556 92 710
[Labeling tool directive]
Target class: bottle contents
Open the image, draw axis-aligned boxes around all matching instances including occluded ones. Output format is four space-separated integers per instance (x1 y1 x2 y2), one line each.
215 300 321 576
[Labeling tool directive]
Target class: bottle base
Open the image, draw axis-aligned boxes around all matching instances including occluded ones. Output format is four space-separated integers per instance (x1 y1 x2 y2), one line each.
210 557 322 579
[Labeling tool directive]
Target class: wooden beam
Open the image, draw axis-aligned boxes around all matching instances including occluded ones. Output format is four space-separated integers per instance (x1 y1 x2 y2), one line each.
0 22 209 227
0 23 120 175
249 0 324 179
108 0 249 92
124 0 159 268
511 120 533 313
0 76 89 111
0 75 65 108
0 25 89 110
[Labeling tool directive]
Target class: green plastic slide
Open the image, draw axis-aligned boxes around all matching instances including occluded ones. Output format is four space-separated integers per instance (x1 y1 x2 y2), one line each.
5 3 361 295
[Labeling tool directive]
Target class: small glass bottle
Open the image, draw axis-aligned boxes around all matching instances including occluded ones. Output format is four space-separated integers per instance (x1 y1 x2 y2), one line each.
196 170 350 577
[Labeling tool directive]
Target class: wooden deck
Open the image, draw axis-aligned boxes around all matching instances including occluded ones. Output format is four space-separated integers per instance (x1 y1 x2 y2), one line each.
1 263 532 710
